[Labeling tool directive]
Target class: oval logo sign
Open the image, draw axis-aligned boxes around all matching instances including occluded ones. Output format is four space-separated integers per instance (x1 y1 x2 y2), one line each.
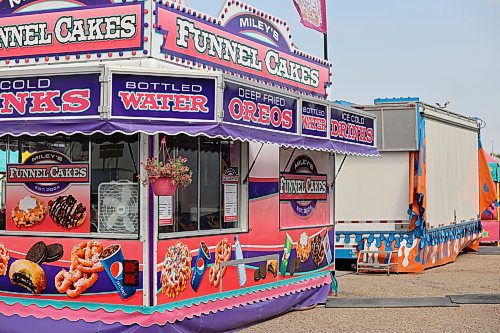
279 155 328 218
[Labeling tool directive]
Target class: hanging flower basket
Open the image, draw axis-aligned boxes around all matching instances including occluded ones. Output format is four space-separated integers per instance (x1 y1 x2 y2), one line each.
151 177 178 196
140 137 192 196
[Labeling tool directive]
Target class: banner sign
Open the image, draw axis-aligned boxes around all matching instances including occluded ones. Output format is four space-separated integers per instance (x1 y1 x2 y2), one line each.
0 73 101 119
112 73 216 121
0 236 143 304
330 107 375 147
0 2 143 61
301 101 328 138
279 155 327 218
6 150 91 233
155 3 331 96
223 81 297 134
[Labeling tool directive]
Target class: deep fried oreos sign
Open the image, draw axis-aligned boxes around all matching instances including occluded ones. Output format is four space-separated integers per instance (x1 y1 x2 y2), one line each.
330 107 375 147
0 74 100 119
223 81 297 134
280 155 327 218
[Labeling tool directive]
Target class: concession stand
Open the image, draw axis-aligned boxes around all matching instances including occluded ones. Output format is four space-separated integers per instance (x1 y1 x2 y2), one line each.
479 151 500 244
0 0 378 331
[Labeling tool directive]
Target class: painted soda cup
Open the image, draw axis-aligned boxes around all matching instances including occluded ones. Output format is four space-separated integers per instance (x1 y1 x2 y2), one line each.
190 241 211 292
99 244 136 299
323 233 332 264
279 233 293 276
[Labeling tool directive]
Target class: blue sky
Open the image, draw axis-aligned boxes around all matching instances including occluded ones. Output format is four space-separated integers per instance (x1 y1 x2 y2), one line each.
186 0 500 153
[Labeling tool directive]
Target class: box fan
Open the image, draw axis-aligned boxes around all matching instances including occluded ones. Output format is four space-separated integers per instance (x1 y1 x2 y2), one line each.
98 181 139 234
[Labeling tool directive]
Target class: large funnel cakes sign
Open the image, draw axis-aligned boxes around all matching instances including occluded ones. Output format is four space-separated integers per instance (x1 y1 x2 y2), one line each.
223 81 297 134
6 151 91 233
112 73 216 121
0 1 143 60
155 2 331 96
330 108 375 147
0 74 100 119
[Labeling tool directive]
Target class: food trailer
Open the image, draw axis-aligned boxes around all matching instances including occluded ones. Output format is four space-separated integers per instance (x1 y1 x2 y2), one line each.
480 151 500 245
0 0 378 331
334 98 485 272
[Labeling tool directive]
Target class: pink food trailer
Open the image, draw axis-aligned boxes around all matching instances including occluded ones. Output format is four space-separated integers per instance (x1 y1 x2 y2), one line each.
0 1 379 331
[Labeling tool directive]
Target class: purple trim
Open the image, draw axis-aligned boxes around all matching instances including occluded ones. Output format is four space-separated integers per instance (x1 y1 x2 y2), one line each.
0 119 379 156
148 136 155 306
249 181 279 199
0 284 330 332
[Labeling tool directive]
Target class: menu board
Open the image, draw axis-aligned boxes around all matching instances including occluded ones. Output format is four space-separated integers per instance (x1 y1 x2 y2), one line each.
222 168 239 223
158 196 173 226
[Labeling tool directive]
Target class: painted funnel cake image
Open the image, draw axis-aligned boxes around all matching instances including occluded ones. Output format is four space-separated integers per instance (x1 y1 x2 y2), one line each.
11 196 47 228
160 242 192 298
48 195 86 229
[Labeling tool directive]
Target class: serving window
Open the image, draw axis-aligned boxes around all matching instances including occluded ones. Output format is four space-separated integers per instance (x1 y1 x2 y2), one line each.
158 135 248 237
0 134 141 238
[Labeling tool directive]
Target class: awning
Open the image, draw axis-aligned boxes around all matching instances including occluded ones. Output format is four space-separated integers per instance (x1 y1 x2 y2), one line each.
0 119 378 156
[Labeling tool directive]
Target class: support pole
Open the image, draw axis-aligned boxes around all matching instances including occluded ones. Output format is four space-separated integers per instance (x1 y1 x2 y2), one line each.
323 32 328 61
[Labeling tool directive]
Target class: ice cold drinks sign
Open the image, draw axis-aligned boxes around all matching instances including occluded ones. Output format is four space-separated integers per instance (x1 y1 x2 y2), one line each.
0 74 100 119
330 107 375 147
223 82 297 134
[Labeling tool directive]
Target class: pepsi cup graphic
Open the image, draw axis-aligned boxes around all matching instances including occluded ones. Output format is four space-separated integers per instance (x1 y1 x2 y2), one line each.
100 244 136 299
190 241 211 292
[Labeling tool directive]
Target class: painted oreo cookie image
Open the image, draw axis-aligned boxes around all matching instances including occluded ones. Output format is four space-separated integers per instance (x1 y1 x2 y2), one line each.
45 243 64 262
26 241 47 264
99 244 136 299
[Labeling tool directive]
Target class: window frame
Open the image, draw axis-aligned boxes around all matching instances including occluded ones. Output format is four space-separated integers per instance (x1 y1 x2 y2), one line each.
157 135 249 240
0 134 144 240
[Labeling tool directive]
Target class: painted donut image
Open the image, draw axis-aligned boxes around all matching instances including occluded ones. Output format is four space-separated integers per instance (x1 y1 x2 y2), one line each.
0 243 10 276
11 196 47 228
160 242 192 298
48 195 86 229
9 259 47 294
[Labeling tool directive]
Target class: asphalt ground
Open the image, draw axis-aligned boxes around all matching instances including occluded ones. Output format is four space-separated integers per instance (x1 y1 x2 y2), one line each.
241 252 500 332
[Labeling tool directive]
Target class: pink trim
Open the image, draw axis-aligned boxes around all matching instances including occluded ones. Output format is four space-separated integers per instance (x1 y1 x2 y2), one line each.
249 177 279 182
0 274 330 327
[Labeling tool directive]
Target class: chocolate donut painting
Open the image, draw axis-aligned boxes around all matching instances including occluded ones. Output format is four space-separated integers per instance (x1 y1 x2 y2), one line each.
48 195 87 230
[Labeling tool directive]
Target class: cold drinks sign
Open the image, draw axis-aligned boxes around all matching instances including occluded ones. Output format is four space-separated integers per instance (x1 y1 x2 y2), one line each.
330 107 375 147
0 74 100 119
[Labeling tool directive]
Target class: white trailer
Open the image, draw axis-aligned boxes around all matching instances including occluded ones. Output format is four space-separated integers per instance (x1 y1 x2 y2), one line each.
334 98 482 272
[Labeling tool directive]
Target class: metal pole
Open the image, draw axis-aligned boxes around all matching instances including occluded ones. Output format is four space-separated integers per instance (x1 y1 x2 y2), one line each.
323 32 328 61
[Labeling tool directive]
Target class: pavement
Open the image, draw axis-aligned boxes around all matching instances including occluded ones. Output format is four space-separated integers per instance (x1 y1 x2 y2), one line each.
241 253 500 333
